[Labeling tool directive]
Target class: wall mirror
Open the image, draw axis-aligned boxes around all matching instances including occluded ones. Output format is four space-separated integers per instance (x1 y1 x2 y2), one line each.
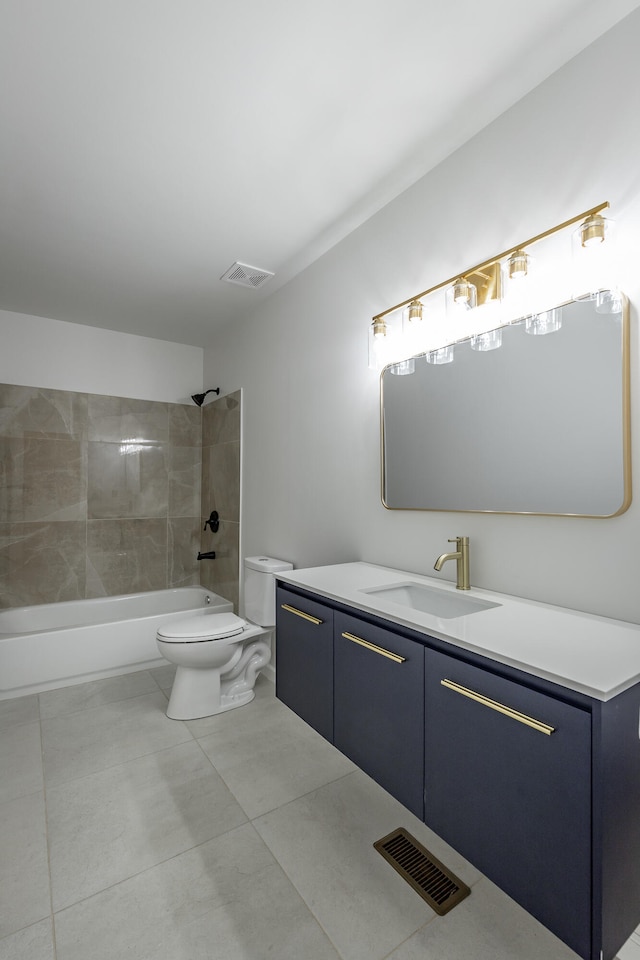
381 293 631 516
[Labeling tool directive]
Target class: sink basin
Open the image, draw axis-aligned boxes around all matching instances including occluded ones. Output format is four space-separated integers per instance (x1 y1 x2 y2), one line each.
360 582 501 619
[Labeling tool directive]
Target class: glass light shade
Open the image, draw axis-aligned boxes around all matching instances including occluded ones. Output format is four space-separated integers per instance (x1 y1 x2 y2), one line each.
368 317 389 370
595 289 623 315
571 214 616 298
388 358 416 376
525 308 562 336
446 278 477 319
507 250 530 280
470 328 503 351
425 345 454 364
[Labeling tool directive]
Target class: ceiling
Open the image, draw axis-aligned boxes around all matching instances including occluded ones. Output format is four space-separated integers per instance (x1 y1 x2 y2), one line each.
1 0 639 348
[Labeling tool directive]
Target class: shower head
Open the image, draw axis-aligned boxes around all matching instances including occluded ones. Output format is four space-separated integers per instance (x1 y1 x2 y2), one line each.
191 388 220 406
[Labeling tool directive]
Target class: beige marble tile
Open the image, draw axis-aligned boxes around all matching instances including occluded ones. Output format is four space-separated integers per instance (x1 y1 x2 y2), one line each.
168 446 201 517
87 441 168 519
254 769 482 960
0 919 55 960
0 437 86 523
42 691 192 785
198 518 238 605
202 390 240 447
0 384 87 440
87 395 168 443
85 519 167 596
168 403 201 447
168 517 200 587
47 740 248 910
0 521 86 607
385 877 578 960
202 440 240 521
0 792 50 939
53 823 340 960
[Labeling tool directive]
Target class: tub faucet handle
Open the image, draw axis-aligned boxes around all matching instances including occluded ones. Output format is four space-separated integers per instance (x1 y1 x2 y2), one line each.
204 511 219 533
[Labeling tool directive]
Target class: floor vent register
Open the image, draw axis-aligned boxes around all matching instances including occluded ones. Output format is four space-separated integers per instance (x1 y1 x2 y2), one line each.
374 828 471 916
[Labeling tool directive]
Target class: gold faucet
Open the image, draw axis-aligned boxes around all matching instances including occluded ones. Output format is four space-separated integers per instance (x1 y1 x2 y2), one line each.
434 536 470 590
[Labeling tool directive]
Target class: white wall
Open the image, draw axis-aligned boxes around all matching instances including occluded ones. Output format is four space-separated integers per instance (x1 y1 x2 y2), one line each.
0 310 203 403
206 9 640 624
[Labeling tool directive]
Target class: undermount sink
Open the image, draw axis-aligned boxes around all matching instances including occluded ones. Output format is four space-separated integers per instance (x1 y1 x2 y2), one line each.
360 582 501 619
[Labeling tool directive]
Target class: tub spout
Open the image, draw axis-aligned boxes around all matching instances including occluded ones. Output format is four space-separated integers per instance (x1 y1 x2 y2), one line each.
197 551 216 560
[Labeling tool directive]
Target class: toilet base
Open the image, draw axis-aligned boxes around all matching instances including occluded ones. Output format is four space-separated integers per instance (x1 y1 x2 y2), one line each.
166 673 255 720
164 635 271 720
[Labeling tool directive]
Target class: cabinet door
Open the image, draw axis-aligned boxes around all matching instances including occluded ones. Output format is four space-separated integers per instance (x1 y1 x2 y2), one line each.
275 587 334 741
334 611 425 818
424 646 591 960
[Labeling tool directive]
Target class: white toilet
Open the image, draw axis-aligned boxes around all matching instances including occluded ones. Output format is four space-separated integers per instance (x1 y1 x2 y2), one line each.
156 556 292 720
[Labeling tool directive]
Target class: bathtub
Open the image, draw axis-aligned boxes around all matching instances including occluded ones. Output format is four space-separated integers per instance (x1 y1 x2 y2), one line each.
0 587 233 700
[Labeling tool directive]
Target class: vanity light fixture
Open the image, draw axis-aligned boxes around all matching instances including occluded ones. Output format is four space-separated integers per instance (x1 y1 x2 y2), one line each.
368 201 612 371
580 213 607 247
507 249 530 279
525 309 562 336
470 328 502 351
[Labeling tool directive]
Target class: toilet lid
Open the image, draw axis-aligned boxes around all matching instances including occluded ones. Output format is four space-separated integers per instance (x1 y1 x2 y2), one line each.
157 612 246 642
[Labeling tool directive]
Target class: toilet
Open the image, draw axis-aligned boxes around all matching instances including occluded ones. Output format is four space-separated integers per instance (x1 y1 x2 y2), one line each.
156 556 292 720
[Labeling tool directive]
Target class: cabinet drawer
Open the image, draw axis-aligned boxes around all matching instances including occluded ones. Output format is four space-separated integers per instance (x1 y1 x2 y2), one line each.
424 646 591 959
275 586 334 740
334 611 425 818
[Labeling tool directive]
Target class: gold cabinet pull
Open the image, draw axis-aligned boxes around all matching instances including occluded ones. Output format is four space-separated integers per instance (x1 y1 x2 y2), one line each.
342 632 406 664
440 679 555 736
280 603 324 626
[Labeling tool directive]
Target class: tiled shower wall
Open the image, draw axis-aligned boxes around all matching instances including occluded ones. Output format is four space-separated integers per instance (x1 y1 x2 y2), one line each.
199 391 241 611
0 384 212 608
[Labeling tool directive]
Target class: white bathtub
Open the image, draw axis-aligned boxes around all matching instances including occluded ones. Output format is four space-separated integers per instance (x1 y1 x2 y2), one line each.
0 587 233 700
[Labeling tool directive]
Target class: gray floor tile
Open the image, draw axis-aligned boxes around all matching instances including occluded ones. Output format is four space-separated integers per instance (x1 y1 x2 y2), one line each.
385 877 578 960
254 769 482 960
198 697 356 818
39 670 159 719
0 721 43 804
54 823 341 960
47 740 248 910
0 919 55 960
148 662 176 692
0 694 39 732
0 792 50 940
42 691 193 785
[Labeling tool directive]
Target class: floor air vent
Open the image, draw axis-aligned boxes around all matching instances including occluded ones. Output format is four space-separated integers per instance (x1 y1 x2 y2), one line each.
374 828 470 916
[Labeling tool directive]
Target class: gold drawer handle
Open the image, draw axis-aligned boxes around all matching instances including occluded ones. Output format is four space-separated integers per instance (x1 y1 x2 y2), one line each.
441 679 555 736
342 631 406 664
280 603 324 626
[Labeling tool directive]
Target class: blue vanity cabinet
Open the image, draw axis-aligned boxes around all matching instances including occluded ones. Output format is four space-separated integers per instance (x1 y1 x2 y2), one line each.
275 586 334 741
424 645 593 959
333 611 425 819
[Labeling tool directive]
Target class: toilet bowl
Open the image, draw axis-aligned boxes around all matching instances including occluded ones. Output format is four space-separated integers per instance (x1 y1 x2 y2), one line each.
156 556 292 720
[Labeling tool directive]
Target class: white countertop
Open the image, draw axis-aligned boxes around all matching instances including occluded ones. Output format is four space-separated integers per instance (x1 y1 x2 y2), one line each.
277 562 640 701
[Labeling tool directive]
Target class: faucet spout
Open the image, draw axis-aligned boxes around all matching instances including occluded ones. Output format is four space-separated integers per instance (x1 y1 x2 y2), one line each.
433 537 470 590
434 550 461 572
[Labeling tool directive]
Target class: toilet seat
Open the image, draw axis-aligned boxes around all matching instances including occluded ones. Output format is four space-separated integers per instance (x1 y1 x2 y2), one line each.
157 612 246 643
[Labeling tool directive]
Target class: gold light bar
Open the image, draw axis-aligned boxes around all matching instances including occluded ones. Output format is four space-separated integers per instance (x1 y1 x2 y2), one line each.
372 201 609 324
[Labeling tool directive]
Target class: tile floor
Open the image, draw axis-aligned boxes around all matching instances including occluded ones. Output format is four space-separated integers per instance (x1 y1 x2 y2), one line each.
0 666 633 960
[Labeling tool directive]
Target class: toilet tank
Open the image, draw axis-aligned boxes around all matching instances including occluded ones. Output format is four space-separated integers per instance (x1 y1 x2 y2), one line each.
244 556 293 626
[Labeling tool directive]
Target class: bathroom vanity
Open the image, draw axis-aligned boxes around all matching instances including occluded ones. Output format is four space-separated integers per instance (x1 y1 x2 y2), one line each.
275 562 640 960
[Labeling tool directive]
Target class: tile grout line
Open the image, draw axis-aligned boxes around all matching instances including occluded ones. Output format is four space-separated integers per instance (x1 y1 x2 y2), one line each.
38 692 58 960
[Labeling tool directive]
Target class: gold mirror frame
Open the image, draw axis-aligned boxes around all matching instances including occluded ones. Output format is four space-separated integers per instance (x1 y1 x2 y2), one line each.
380 293 631 518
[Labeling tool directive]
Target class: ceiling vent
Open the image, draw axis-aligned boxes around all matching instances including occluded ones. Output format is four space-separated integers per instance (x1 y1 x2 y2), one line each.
220 262 275 290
